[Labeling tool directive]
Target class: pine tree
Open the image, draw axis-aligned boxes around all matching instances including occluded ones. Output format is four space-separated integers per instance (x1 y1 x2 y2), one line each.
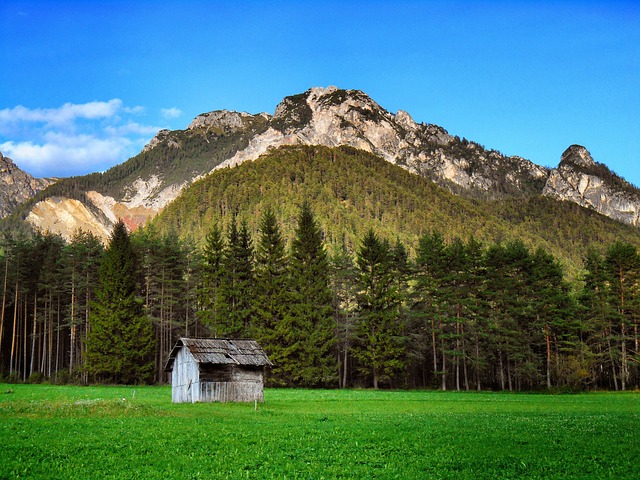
64 230 103 380
330 242 359 388
253 208 291 385
530 247 577 388
605 242 639 390
217 217 254 338
353 229 405 389
85 220 154 384
579 248 619 390
198 222 225 333
288 201 337 387
410 231 448 389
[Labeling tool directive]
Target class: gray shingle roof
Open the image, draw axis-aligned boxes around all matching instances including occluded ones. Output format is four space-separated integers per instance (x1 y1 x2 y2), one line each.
164 338 273 371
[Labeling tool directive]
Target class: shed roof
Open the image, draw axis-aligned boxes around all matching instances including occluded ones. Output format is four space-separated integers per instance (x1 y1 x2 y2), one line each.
164 338 273 371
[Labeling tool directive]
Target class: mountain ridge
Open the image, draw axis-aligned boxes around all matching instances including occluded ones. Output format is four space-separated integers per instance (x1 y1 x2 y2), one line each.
0 151 55 219
1 86 638 240
147 144 640 280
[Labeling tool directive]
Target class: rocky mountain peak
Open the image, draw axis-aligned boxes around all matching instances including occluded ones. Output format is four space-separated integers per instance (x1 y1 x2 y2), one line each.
542 146 640 227
143 129 175 152
0 151 55 219
216 86 546 197
187 109 252 132
560 145 596 168
12 86 639 242
395 110 418 132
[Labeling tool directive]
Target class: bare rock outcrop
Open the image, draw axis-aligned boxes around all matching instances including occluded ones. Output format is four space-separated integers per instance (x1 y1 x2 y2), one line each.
16 88 639 241
0 151 55 219
216 87 547 196
542 145 640 227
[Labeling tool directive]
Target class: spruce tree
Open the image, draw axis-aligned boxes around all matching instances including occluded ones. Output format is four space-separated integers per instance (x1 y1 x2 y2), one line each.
288 201 337 387
330 242 359 388
354 229 405 389
64 230 103 379
410 231 448 389
85 220 154 384
253 208 291 385
217 217 254 338
580 248 614 389
198 222 225 333
604 242 639 390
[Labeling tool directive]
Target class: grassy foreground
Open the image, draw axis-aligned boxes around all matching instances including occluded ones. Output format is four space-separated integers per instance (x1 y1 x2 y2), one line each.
0 385 638 479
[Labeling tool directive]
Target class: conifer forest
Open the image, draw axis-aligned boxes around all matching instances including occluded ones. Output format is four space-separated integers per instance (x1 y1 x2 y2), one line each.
0 203 638 391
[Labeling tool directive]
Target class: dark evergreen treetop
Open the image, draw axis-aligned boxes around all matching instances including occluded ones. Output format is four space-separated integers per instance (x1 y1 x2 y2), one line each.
287 201 337 387
85 220 154 384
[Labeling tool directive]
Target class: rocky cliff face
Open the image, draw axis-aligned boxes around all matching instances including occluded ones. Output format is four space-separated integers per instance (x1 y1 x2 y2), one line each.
12 88 639 240
542 145 640 227
0 151 54 219
209 87 549 196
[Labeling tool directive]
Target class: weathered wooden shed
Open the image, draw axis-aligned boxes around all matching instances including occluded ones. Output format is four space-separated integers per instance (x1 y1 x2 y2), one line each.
164 338 273 403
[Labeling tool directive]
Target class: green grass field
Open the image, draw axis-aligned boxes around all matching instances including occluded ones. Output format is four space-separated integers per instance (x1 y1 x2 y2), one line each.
0 385 638 479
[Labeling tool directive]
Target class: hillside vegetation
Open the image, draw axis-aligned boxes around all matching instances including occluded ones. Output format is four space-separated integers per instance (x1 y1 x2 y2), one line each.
151 144 640 277
0 116 270 234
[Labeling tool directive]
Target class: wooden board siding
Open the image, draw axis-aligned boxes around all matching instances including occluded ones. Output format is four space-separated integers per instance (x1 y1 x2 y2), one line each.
166 338 271 403
171 347 200 403
199 365 264 402
199 379 264 403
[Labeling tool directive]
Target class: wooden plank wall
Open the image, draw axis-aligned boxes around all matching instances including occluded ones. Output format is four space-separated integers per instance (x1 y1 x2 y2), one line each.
199 379 264 403
171 350 265 403
171 348 200 403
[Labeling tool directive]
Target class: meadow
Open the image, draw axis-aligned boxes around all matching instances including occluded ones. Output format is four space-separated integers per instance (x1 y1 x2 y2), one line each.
0 385 638 479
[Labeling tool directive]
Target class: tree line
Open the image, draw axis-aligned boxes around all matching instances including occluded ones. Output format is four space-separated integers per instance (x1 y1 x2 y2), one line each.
0 203 638 390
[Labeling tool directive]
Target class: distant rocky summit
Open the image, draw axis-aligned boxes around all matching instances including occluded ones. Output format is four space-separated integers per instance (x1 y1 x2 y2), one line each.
197 87 550 197
2 87 639 240
542 145 640 227
0 151 54 219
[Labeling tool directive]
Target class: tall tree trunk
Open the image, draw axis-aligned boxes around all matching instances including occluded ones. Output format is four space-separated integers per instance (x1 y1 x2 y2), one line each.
40 296 49 375
40 297 46 374
441 328 447 391
498 349 505 390
545 321 552 389
47 292 53 378
475 336 481 391
621 319 627 391
431 317 438 382
461 323 469 391
55 297 61 382
9 281 19 374
69 279 75 374
342 331 349 388
29 293 37 377
23 296 28 381
0 254 9 359
83 278 90 384
607 324 619 390
506 351 513 392
455 318 460 391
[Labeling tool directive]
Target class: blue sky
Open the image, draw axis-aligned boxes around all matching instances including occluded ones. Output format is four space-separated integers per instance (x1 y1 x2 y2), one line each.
0 1 638 186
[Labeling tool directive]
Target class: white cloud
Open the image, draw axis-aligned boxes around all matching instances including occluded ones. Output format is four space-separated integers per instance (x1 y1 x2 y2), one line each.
104 122 163 136
0 99 168 177
0 99 123 128
161 107 183 119
1 137 131 178
123 105 145 115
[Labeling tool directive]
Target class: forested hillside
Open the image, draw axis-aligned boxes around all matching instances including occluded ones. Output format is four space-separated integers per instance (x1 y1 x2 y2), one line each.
151 145 640 278
1 200 638 391
1 145 639 391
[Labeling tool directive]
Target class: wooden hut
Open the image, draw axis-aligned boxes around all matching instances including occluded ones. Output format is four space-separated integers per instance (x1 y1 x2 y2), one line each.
164 338 273 403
